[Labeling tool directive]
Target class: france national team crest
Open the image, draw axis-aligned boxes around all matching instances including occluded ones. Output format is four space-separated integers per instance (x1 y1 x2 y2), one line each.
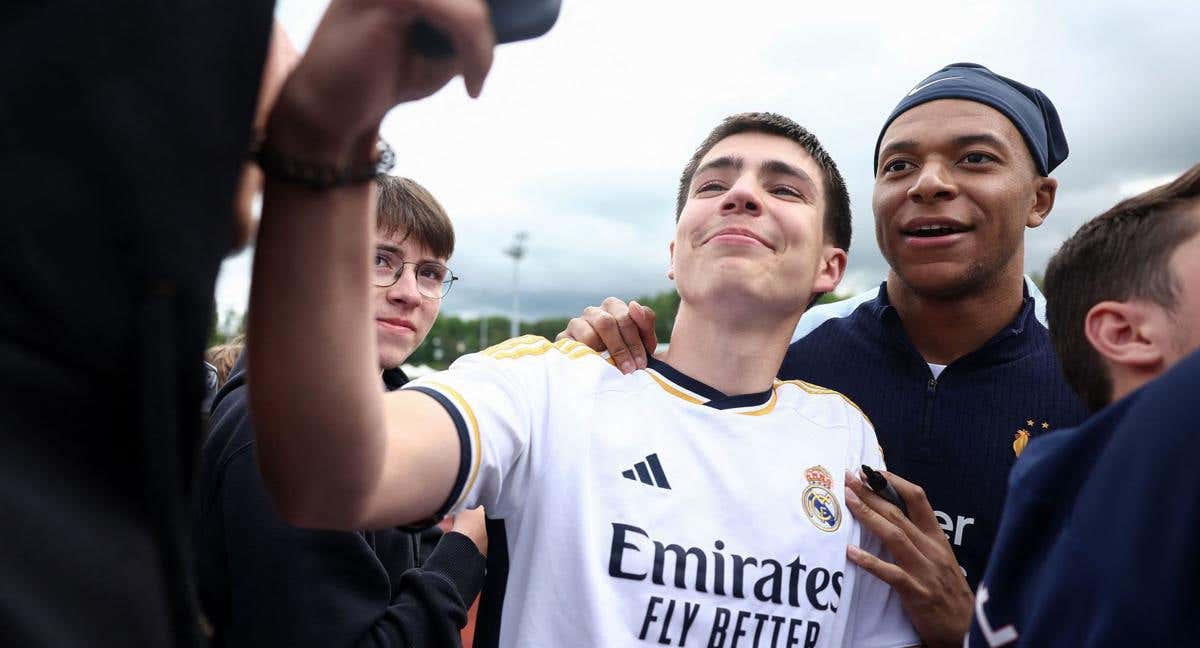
801 465 841 532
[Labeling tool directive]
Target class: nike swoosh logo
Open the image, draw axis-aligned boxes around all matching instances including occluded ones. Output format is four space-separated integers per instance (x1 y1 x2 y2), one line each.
907 76 964 97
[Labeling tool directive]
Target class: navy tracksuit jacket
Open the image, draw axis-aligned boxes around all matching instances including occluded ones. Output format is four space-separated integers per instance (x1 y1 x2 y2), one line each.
780 281 1088 588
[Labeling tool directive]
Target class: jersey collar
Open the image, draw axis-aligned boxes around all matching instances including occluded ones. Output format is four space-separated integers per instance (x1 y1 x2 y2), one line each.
871 280 1041 368
645 358 776 413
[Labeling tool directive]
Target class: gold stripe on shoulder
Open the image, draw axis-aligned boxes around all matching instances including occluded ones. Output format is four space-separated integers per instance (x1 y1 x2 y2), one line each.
556 339 601 360
482 335 546 357
482 335 604 363
774 379 871 423
484 336 551 360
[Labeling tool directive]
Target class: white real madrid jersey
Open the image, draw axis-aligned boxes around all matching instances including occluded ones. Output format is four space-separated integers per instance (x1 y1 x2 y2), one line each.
405 336 918 648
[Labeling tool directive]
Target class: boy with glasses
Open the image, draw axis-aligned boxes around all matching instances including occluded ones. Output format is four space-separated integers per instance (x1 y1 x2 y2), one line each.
194 175 486 648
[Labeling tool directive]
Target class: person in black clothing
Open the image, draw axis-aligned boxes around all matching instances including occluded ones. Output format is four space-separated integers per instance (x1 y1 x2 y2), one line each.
2 1 505 643
0 2 274 645
195 174 487 647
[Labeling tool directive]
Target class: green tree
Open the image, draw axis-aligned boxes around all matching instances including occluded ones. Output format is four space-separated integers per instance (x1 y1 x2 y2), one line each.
343 287 856 369
1028 272 1045 291
208 308 246 346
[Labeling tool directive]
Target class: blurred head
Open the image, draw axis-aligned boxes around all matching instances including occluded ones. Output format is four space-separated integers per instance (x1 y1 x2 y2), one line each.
872 64 1063 299
372 176 456 370
1045 163 1200 410
205 334 247 389
671 113 848 318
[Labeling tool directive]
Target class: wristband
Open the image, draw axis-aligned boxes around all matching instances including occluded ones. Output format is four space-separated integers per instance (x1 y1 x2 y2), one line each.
251 136 396 189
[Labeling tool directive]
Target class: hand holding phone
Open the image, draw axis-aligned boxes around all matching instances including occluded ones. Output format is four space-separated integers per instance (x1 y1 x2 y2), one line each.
412 0 562 57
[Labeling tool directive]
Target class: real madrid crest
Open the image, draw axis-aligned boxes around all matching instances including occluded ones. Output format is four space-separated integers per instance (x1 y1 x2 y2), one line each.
802 465 842 532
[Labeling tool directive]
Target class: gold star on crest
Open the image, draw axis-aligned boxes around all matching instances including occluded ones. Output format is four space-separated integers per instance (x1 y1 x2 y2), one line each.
1026 419 1035 427
1042 422 1050 429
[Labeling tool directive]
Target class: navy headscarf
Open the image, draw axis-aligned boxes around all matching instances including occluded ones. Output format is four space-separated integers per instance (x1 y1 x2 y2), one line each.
874 62 1068 176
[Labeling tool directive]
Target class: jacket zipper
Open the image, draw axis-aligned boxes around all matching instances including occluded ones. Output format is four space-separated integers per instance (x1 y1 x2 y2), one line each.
921 376 938 456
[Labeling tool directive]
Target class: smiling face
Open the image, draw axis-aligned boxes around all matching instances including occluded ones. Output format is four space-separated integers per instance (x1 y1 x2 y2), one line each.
671 131 845 317
372 234 445 370
873 99 1057 298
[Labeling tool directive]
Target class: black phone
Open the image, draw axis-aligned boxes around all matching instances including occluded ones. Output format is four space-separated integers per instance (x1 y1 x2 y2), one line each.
411 0 563 58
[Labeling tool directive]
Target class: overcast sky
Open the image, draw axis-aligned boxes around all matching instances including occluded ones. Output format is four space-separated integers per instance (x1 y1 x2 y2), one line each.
215 0 1200 321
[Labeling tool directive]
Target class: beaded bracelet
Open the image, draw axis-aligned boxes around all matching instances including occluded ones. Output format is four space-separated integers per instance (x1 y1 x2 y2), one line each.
250 136 396 189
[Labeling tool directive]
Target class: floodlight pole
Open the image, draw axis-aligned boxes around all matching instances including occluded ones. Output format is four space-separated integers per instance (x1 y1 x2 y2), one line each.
504 232 528 339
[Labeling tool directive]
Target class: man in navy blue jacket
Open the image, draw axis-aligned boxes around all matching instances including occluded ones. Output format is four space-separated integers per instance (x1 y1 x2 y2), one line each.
969 163 1200 646
561 64 1089 646
194 175 487 647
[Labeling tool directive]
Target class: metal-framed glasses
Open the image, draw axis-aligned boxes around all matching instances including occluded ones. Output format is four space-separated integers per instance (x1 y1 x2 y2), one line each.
372 257 458 299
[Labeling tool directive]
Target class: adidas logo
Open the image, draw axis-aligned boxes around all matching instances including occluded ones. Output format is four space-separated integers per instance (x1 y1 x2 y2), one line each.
621 453 671 490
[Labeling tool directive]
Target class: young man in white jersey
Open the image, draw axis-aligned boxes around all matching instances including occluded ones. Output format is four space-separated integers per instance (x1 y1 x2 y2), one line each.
248 6 916 645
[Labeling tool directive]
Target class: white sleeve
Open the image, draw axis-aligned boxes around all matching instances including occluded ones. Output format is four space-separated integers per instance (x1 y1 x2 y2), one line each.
792 285 880 343
843 408 921 648
403 336 568 519
1024 274 1048 328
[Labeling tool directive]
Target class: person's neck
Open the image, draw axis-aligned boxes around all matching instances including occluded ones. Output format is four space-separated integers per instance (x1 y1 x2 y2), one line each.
661 300 797 395
1107 362 1166 407
886 268 1027 365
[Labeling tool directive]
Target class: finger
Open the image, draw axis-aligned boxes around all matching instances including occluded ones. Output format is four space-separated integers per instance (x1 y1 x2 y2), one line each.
880 471 940 538
414 57 462 98
846 544 914 594
844 478 928 569
848 469 933 546
585 307 637 374
628 301 659 359
877 471 958 562
421 0 494 97
558 317 600 349
601 298 647 369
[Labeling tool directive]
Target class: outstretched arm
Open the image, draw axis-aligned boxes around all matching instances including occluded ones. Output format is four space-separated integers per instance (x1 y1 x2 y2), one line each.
248 0 495 531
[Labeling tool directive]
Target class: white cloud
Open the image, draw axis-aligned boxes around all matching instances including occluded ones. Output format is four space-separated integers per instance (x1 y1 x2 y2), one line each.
215 247 254 316
217 0 1200 320
1117 174 1180 199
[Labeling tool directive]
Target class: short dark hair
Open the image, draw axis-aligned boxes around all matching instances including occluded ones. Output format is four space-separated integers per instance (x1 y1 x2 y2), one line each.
675 112 852 253
1045 162 1200 411
375 175 455 260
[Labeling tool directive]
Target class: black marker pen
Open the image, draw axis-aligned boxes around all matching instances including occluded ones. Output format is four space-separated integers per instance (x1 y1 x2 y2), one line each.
860 464 909 518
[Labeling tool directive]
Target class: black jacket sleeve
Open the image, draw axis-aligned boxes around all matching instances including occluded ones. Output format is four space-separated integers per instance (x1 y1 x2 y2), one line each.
213 438 486 648
358 530 487 647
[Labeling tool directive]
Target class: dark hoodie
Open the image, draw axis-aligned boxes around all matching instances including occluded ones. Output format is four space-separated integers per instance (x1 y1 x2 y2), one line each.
194 355 486 647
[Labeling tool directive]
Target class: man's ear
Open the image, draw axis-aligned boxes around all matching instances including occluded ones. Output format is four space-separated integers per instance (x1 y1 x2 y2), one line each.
667 240 676 281
1026 176 1058 228
1083 300 1164 371
811 246 848 296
